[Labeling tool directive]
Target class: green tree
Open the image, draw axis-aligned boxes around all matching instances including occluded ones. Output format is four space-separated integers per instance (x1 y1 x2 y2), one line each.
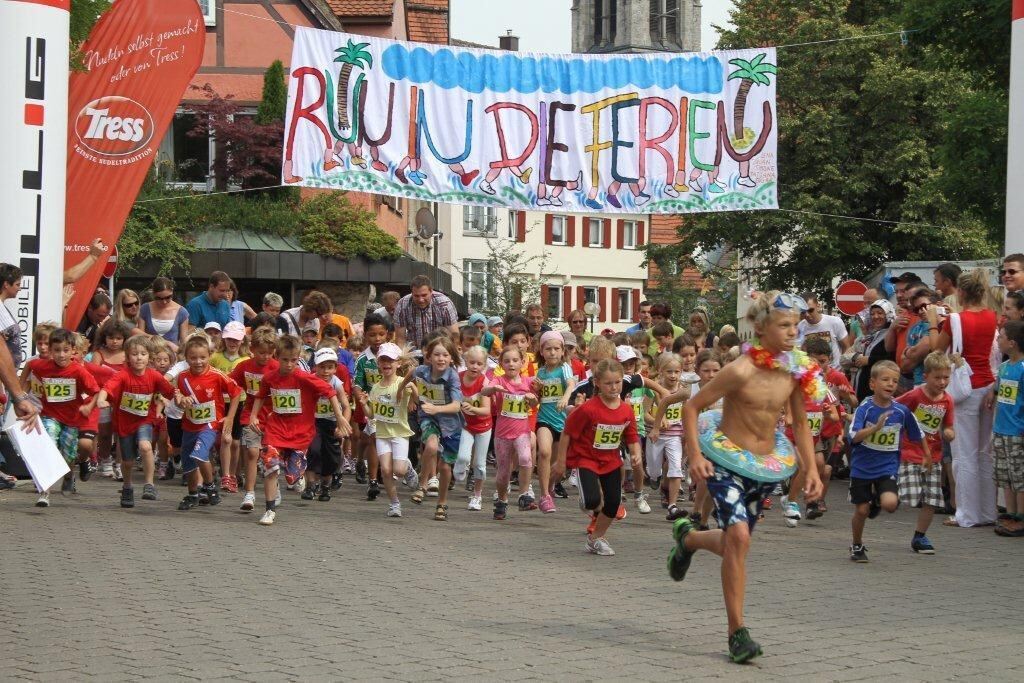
256 60 287 125
69 0 111 71
298 193 403 261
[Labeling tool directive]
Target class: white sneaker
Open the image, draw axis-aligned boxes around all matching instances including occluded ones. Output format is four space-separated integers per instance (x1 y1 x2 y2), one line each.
35 491 50 508
100 461 114 478
467 495 482 511
274 489 282 507
784 501 802 528
296 478 306 493
585 536 615 556
568 472 579 488
240 492 256 511
258 509 276 525
402 468 420 490
386 502 402 518
526 484 535 499
112 464 123 481
635 491 652 514
426 476 439 496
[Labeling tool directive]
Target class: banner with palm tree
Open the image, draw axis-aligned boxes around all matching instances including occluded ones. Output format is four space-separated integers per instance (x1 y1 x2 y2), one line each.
284 27 778 215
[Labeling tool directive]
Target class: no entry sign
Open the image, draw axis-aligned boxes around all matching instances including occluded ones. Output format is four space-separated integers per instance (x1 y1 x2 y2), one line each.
102 244 118 279
834 279 868 316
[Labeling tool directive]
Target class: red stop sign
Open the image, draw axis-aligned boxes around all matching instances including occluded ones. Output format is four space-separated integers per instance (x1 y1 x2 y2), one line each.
102 245 118 279
834 279 868 316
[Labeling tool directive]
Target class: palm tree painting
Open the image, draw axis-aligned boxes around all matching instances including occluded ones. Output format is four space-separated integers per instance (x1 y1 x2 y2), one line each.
334 40 373 131
727 53 776 149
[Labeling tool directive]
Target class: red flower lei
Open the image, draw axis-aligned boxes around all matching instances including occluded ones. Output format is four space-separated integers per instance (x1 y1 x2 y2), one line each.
743 343 828 402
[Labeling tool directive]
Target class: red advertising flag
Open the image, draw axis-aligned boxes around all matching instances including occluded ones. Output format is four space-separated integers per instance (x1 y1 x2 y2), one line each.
63 0 204 327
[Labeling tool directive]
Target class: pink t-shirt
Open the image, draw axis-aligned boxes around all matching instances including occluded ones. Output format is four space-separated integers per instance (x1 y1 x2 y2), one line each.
488 374 534 440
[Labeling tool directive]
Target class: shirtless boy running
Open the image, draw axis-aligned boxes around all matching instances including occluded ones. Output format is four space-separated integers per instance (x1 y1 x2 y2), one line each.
667 292 825 663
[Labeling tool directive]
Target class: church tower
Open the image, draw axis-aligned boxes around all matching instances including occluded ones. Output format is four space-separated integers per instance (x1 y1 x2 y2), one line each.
571 0 702 54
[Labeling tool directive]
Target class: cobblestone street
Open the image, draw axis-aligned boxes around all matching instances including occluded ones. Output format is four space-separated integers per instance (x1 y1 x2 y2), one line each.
2 477 1023 681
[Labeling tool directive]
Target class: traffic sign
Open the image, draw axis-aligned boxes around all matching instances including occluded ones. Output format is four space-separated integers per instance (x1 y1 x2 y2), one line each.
834 279 868 316
102 245 118 279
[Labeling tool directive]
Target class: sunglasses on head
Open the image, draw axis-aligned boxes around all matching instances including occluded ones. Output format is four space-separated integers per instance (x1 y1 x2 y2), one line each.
1002 268 1021 277
772 293 808 313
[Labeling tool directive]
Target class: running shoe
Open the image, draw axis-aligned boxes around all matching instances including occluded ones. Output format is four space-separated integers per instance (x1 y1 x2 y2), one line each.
728 627 763 664
553 482 568 498
301 485 316 501
160 459 175 481
526 484 535 499
635 491 651 514
330 473 343 491
805 501 823 520
403 468 420 490
259 509 276 525
911 535 935 554
224 476 238 493
467 495 482 511
386 502 402 518
120 487 134 508
275 489 282 507
79 460 91 482
220 475 231 492
206 485 221 506
141 483 157 501
342 457 356 474
493 499 508 520
100 461 114 478
668 518 696 581
113 464 123 482
318 487 331 502
761 496 772 510
783 501 801 528
355 459 367 484
240 492 256 511
426 476 440 496
157 461 167 480
666 504 688 521
464 474 475 492
367 479 381 501
197 486 210 505
850 544 869 563
518 493 538 511
61 474 76 496
538 494 556 514
615 503 627 520
585 536 615 556
36 491 50 508
177 495 198 511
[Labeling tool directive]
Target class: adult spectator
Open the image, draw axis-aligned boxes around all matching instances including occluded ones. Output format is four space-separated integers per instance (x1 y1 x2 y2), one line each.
900 288 941 385
0 264 24 364
185 271 232 329
686 306 718 351
1002 253 1024 293
926 268 999 528
62 237 105 285
0 310 39 426
226 281 257 324
625 300 652 334
933 262 962 313
468 313 501 356
76 291 112 347
566 309 593 346
140 277 190 352
277 291 333 338
393 276 458 348
524 303 552 336
1003 290 1024 322
884 272 924 392
797 292 852 369
113 289 146 336
262 292 284 317
647 303 685 341
841 299 895 401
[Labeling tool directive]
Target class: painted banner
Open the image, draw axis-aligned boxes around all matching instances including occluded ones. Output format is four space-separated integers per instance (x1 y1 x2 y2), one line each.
64 0 204 328
284 27 778 214
1 0 70 362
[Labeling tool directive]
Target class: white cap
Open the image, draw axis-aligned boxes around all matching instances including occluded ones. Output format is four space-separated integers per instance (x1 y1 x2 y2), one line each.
222 321 245 341
376 342 403 360
615 345 638 363
314 348 338 366
203 321 222 332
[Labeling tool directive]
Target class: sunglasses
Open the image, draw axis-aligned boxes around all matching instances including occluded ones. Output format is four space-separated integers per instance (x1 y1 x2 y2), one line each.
772 293 808 313
123 301 140 308
1001 268 1021 277
154 294 173 302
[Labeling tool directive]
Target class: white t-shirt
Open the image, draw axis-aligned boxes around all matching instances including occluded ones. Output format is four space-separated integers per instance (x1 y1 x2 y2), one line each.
797 314 849 368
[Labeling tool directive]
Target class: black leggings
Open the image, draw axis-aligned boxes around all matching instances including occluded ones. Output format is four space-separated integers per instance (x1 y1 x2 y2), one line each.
577 466 622 519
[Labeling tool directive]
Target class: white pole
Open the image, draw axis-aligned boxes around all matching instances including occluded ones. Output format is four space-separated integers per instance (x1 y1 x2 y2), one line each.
1008 0 1024 254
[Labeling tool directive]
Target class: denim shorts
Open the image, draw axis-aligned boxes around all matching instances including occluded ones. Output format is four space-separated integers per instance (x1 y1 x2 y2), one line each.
117 424 155 462
180 429 217 474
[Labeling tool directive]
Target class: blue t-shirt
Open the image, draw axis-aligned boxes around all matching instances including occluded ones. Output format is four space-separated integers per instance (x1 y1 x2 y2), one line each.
336 348 356 378
849 397 924 479
905 320 929 384
994 359 1024 436
536 363 573 431
185 292 231 329
411 365 463 437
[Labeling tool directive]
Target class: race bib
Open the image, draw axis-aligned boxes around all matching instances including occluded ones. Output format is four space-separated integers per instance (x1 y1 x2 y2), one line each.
316 397 335 419
664 402 683 425
866 424 900 452
42 377 75 403
538 378 564 404
244 371 263 396
271 388 302 414
501 393 530 419
188 400 216 425
806 411 824 437
29 374 43 398
364 370 383 387
372 400 399 424
997 379 1019 406
913 405 944 435
628 396 644 421
417 380 446 405
593 423 626 450
119 391 152 417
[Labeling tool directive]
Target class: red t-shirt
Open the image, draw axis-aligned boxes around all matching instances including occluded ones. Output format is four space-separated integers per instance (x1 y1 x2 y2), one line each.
103 368 175 437
564 396 639 475
460 371 492 435
27 359 99 426
569 357 587 382
896 386 954 464
821 368 853 438
177 368 241 433
256 369 334 450
942 310 997 389
230 358 279 426
80 363 116 431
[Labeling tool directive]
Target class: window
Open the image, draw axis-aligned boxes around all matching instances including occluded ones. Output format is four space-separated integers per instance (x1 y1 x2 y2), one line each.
588 218 603 247
583 286 599 305
463 259 494 312
547 284 563 321
198 0 216 26
507 210 519 240
464 206 496 236
617 289 632 322
623 220 638 249
156 111 213 188
649 0 679 47
551 215 567 245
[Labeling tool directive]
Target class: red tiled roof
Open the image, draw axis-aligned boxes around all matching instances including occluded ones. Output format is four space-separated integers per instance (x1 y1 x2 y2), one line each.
326 0 393 17
407 0 448 44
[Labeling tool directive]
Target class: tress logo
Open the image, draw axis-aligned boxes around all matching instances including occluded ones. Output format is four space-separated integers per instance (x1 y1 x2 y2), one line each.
74 96 154 156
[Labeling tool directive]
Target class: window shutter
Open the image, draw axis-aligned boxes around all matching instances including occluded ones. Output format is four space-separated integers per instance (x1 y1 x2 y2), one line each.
637 221 645 246
603 218 612 248
544 214 553 245
516 211 527 242
567 216 576 246
576 286 585 314
632 289 641 320
563 286 572 317
616 219 625 249
581 219 590 248
540 284 549 312
598 287 607 321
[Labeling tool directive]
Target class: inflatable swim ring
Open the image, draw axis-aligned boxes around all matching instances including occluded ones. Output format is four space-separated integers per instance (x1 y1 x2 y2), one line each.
697 409 797 483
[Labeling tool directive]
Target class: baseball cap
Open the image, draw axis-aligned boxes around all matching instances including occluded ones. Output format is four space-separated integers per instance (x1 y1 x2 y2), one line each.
487 316 503 328
203 321 222 332
560 331 577 348
314 348 338 366
376 342 403 360
887 271 922 284
222 321 245 341
301 318 320 333
615 345 638 363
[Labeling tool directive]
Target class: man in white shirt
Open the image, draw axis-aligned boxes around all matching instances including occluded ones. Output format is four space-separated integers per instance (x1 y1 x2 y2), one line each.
797 292 852 368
